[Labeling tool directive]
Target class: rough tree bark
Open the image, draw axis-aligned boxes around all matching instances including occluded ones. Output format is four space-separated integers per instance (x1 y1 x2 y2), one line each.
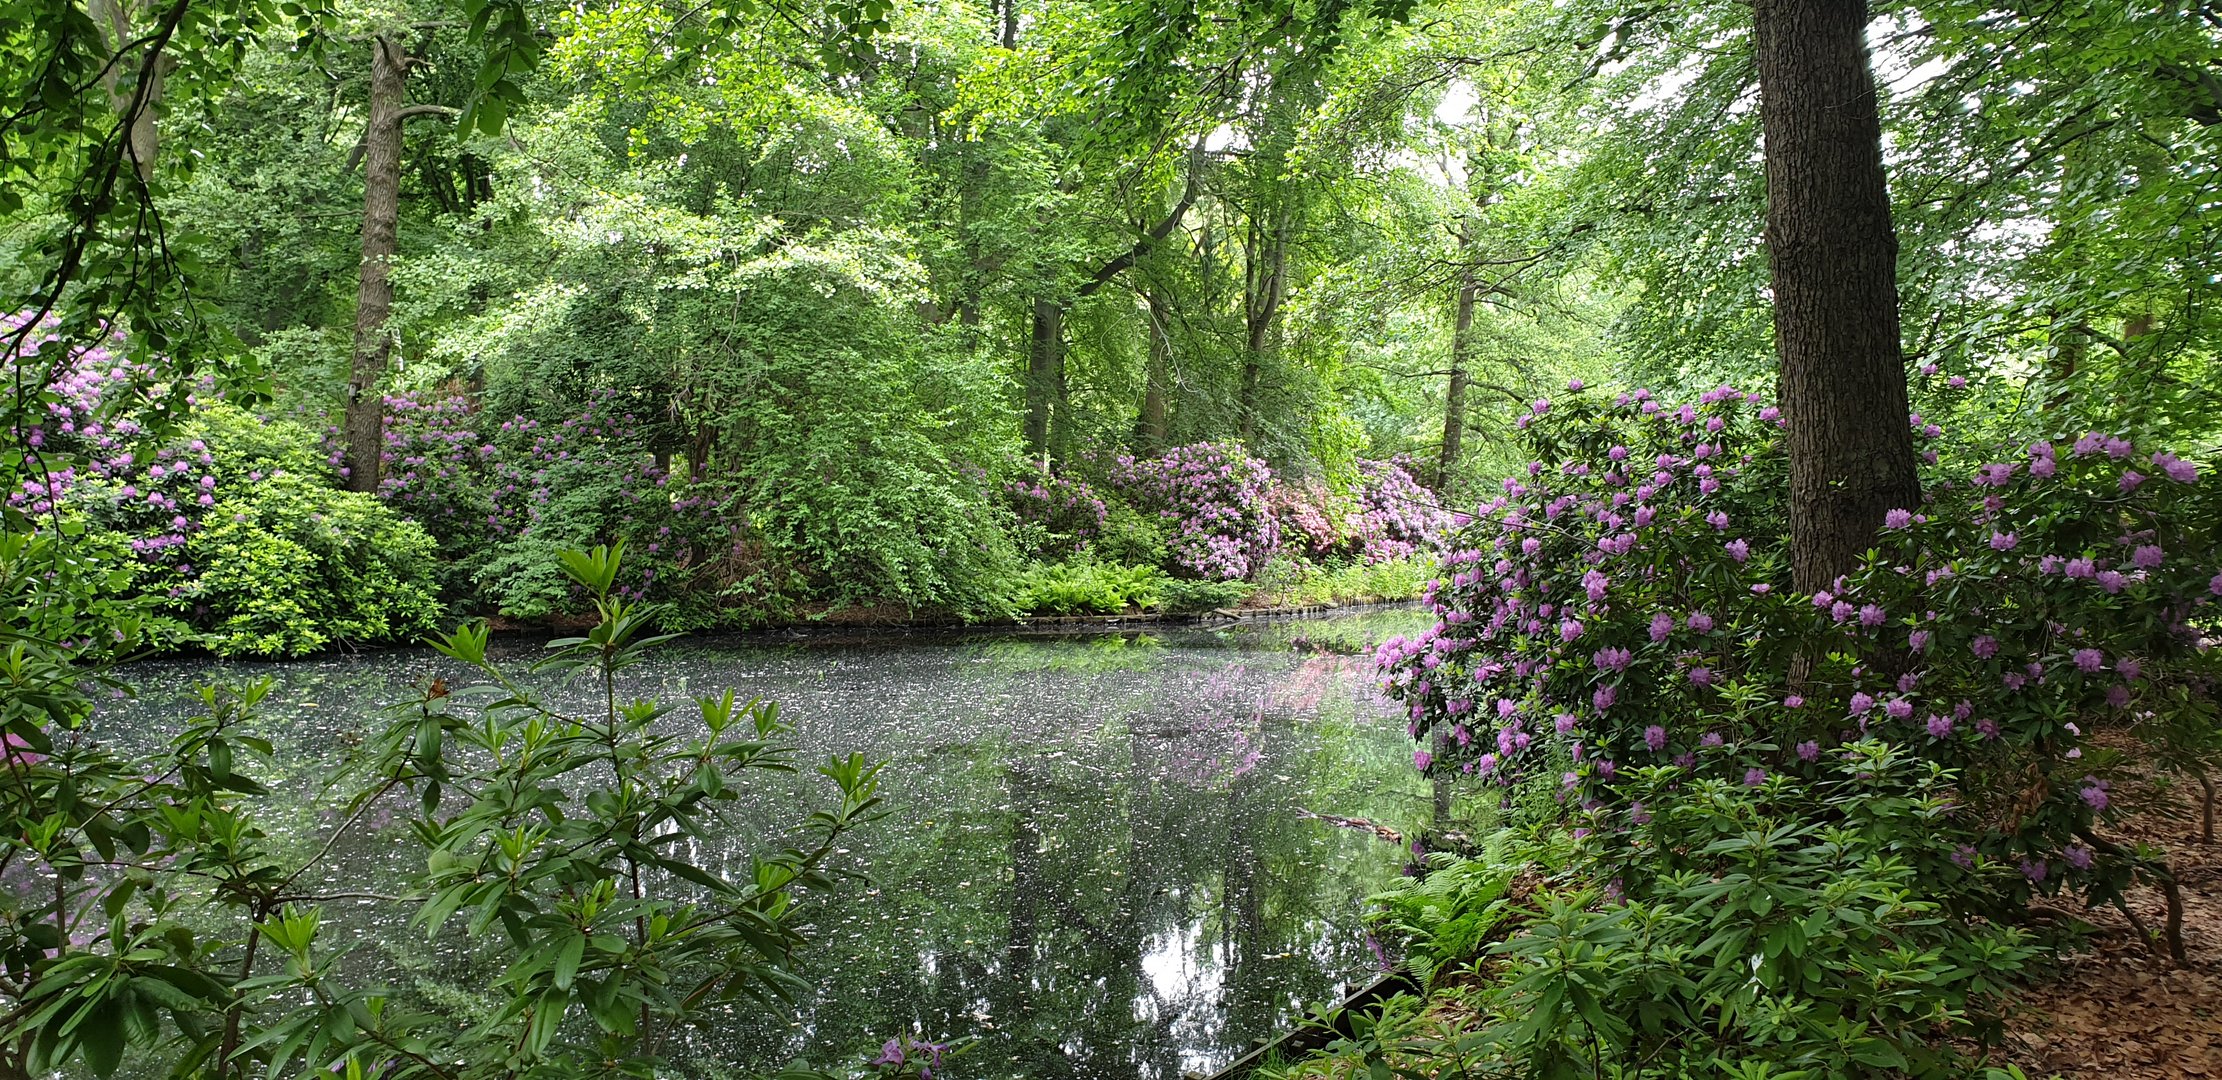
342 35 409 493
1439 259 1478 499
1754 0 1921 592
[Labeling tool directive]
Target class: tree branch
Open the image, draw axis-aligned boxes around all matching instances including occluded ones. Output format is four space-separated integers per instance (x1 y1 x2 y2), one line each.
1075 137 1210 300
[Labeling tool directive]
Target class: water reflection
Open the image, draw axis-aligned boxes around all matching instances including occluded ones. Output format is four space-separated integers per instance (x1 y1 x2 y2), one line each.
112 611 1435 1079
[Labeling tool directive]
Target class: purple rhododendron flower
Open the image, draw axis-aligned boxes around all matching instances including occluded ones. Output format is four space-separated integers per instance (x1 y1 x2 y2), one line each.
1849 692 1875 715
2073 648 2105 673
1413 749 1433 772
1688 611 1714 633
1884 508 1914 529
1859 603 1886 627
2131 544 2164 569
1885 698 1914 720
1973 635 1999 659
1644 724 1667 751
1926 714 1953 738
1796 740 1820 762
1990 531 2018 551
1743 767 1767 786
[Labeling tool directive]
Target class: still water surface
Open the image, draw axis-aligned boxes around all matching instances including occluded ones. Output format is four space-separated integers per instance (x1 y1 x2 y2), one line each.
113 610 1435 1079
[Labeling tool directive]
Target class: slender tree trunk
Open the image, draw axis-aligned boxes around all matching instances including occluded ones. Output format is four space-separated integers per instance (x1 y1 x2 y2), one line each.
1754 0 1920 592
343 35 408 494
998 0 1017 48
1238 212 1288 446
1137 292 1171 452
1440 263 1477 499
1023 299 1064 463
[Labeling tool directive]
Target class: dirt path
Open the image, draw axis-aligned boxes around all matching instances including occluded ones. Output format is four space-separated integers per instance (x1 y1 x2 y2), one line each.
1994 772 2222 1077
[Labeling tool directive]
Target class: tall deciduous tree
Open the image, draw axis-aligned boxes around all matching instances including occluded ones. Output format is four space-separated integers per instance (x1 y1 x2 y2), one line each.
342 33 456 493
1752 0 1920 591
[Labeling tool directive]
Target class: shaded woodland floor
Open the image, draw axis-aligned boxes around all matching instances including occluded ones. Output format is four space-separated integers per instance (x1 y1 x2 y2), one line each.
1996 763 2222 1077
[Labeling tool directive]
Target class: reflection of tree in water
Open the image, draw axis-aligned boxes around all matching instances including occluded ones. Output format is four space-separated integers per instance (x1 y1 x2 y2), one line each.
109 623 1434 1080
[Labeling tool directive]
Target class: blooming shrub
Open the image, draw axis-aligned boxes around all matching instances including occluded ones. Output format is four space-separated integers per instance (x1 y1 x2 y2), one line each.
1110 442 1281 580
1004 470 1110 554
1349 457 1453 564
2 319 444 657
1376 381 2221 911
374 391 499 550
1268 476 1349 561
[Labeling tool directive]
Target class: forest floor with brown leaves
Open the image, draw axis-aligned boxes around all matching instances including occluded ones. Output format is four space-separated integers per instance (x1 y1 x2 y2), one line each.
1991 767 2222 1078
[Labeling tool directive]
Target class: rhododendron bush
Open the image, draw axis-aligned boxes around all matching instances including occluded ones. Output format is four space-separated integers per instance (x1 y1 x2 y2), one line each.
1107 443 1450 581
1378 382 2221 919
1110 442 1284 580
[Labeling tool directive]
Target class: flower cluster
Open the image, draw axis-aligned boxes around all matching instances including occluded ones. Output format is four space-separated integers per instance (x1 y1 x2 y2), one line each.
1109 442 1283 580
375 391 498 539
1267 477 1347 561
1003 470 1109 551
1376 380 2221 902
1348 456 1453 563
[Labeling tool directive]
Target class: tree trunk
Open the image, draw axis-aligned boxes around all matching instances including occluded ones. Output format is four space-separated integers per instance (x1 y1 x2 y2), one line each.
1137 292 1171 452
1023 299 1064 463
89 0 164 181
1439 264 1477 499
343 35 408 494
1754 0 1920 593
1237 211 1288 446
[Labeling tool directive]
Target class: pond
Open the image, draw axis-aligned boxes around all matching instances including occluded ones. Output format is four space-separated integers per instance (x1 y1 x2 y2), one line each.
110 609 1438 1080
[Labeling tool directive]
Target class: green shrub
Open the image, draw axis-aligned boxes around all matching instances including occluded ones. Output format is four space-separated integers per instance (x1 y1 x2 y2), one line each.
1155 576 1253 613
1344 741 2037 1080
1252 556 1432 608
186 401 330 481
1093 500 1169 567
184 472 442 655
1012 560 1166 615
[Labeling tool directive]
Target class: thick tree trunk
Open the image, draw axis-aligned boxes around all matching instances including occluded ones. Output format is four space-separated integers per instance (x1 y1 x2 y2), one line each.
1022 299 1064 462
343 35 408 494
1137 292 1171 451
1754 0 1920 593
89 0 164 180
1439 265 1477 499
